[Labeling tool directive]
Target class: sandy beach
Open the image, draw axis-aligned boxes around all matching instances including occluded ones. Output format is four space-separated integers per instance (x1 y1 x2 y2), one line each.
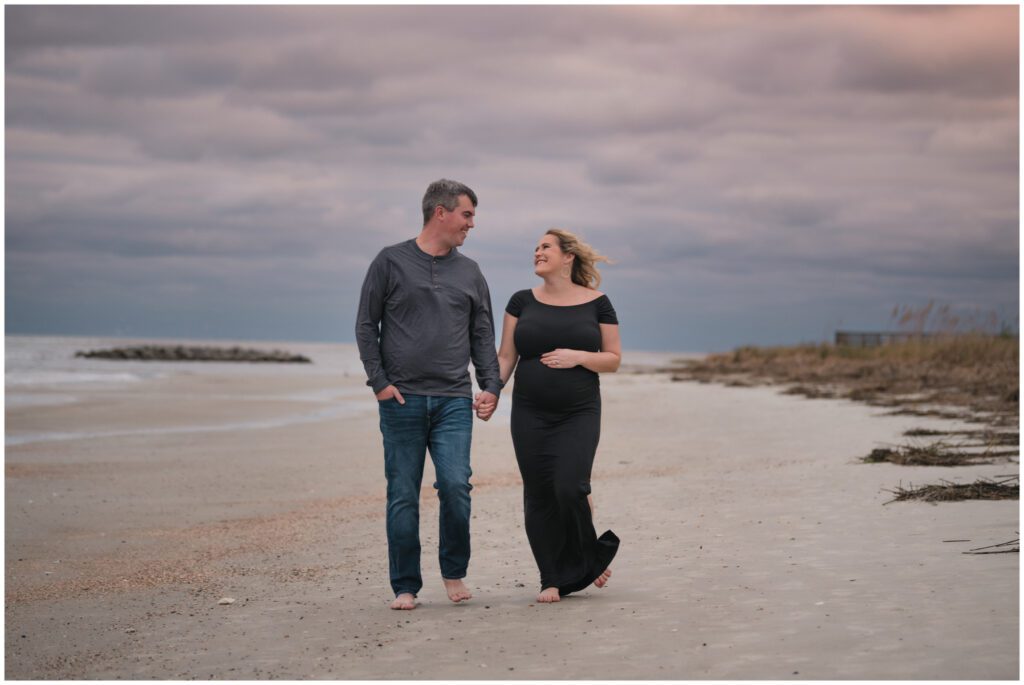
5 337 1018 679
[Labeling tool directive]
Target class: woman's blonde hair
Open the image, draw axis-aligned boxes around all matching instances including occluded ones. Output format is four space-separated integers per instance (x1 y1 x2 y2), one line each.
545 228 612 289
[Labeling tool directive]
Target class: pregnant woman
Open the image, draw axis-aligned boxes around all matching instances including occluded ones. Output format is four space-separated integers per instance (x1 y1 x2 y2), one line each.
497 228 622 603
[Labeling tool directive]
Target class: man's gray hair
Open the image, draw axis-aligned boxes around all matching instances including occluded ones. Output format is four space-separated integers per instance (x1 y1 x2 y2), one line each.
422 179 478 225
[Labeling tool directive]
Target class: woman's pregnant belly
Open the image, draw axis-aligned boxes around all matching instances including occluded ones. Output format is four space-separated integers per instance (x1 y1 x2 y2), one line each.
512 357 599 411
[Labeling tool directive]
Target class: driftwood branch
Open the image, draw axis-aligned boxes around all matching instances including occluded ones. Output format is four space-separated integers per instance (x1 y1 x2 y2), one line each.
964 535 1020 555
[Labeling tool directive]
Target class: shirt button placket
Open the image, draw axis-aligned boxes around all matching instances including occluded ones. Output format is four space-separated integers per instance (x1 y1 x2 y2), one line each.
432 258 440 290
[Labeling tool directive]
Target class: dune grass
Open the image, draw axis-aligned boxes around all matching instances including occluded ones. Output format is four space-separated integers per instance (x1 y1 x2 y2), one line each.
674 334 1019 426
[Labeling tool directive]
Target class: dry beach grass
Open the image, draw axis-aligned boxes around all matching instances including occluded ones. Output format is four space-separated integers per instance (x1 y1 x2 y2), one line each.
672 334 1018 426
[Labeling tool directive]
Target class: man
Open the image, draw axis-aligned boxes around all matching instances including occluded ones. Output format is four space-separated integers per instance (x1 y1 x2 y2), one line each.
355 179 501 610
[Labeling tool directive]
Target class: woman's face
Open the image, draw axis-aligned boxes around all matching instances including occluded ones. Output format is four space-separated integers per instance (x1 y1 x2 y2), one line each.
534 233 572 277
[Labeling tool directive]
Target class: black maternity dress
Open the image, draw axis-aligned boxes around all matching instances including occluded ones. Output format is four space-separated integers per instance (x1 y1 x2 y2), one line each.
506 289 620 596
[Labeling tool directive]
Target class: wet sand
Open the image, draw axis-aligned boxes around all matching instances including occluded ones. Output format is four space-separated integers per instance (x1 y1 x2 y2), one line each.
5 364 1018 679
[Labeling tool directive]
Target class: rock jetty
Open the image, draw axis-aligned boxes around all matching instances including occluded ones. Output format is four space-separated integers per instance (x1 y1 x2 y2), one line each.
75 345 312 363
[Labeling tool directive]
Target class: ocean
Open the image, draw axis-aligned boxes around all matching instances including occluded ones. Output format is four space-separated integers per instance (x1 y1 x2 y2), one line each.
5 335 373 447
5 335 368 390
5 335 692 447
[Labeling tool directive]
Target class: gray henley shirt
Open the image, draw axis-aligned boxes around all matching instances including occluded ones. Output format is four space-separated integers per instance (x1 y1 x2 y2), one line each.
355 238 502 398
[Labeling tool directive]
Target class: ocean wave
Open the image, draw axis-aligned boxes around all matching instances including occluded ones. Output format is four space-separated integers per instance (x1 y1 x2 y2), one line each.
5 393 80 408
5 400 374 447
5 371 144 387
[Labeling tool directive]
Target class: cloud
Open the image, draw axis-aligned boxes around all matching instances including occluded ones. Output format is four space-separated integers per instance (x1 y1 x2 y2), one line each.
832 6 1018 97
5 5 1018 350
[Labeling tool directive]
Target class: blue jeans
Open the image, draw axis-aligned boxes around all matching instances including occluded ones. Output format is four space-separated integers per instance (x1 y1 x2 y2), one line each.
378 394 473 597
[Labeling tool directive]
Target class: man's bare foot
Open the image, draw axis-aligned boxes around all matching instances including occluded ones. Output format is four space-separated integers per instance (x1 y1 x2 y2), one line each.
594 568 612 588
443 578 473 603
537 587 561 603
390 593 417 610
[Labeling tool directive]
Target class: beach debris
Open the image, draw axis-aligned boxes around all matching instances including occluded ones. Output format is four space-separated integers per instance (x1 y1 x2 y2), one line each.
964 536 1019 555
783 384 837 399
863 429 1018 466
882 407 980 422
75 345 312 364
883 476 1019 504
218 597 236 605
862 442 1009 466
902 427 1019 447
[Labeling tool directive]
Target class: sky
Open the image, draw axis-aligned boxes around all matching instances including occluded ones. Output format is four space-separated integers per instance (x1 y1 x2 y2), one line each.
5 5 1019 353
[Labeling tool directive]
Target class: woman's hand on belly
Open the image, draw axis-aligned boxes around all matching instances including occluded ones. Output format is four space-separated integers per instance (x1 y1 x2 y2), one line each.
514 357 598 410
540 348 586 369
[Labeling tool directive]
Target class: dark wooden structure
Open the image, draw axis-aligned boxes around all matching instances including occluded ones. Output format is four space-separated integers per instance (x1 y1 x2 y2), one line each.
834 330 934 348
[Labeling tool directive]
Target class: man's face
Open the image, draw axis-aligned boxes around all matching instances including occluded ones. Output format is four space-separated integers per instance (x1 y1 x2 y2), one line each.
438 194 476 249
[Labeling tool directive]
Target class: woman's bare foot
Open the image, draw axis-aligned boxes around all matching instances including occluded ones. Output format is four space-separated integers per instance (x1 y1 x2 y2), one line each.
594 568 612 588
390 593 417 610
537 587 561 603
443 578 473 603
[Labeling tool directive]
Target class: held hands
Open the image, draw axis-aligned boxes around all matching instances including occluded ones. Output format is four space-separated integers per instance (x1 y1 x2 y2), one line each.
540 348 584 370
375 385 405 404
473 391 498 421
378 385 496 419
